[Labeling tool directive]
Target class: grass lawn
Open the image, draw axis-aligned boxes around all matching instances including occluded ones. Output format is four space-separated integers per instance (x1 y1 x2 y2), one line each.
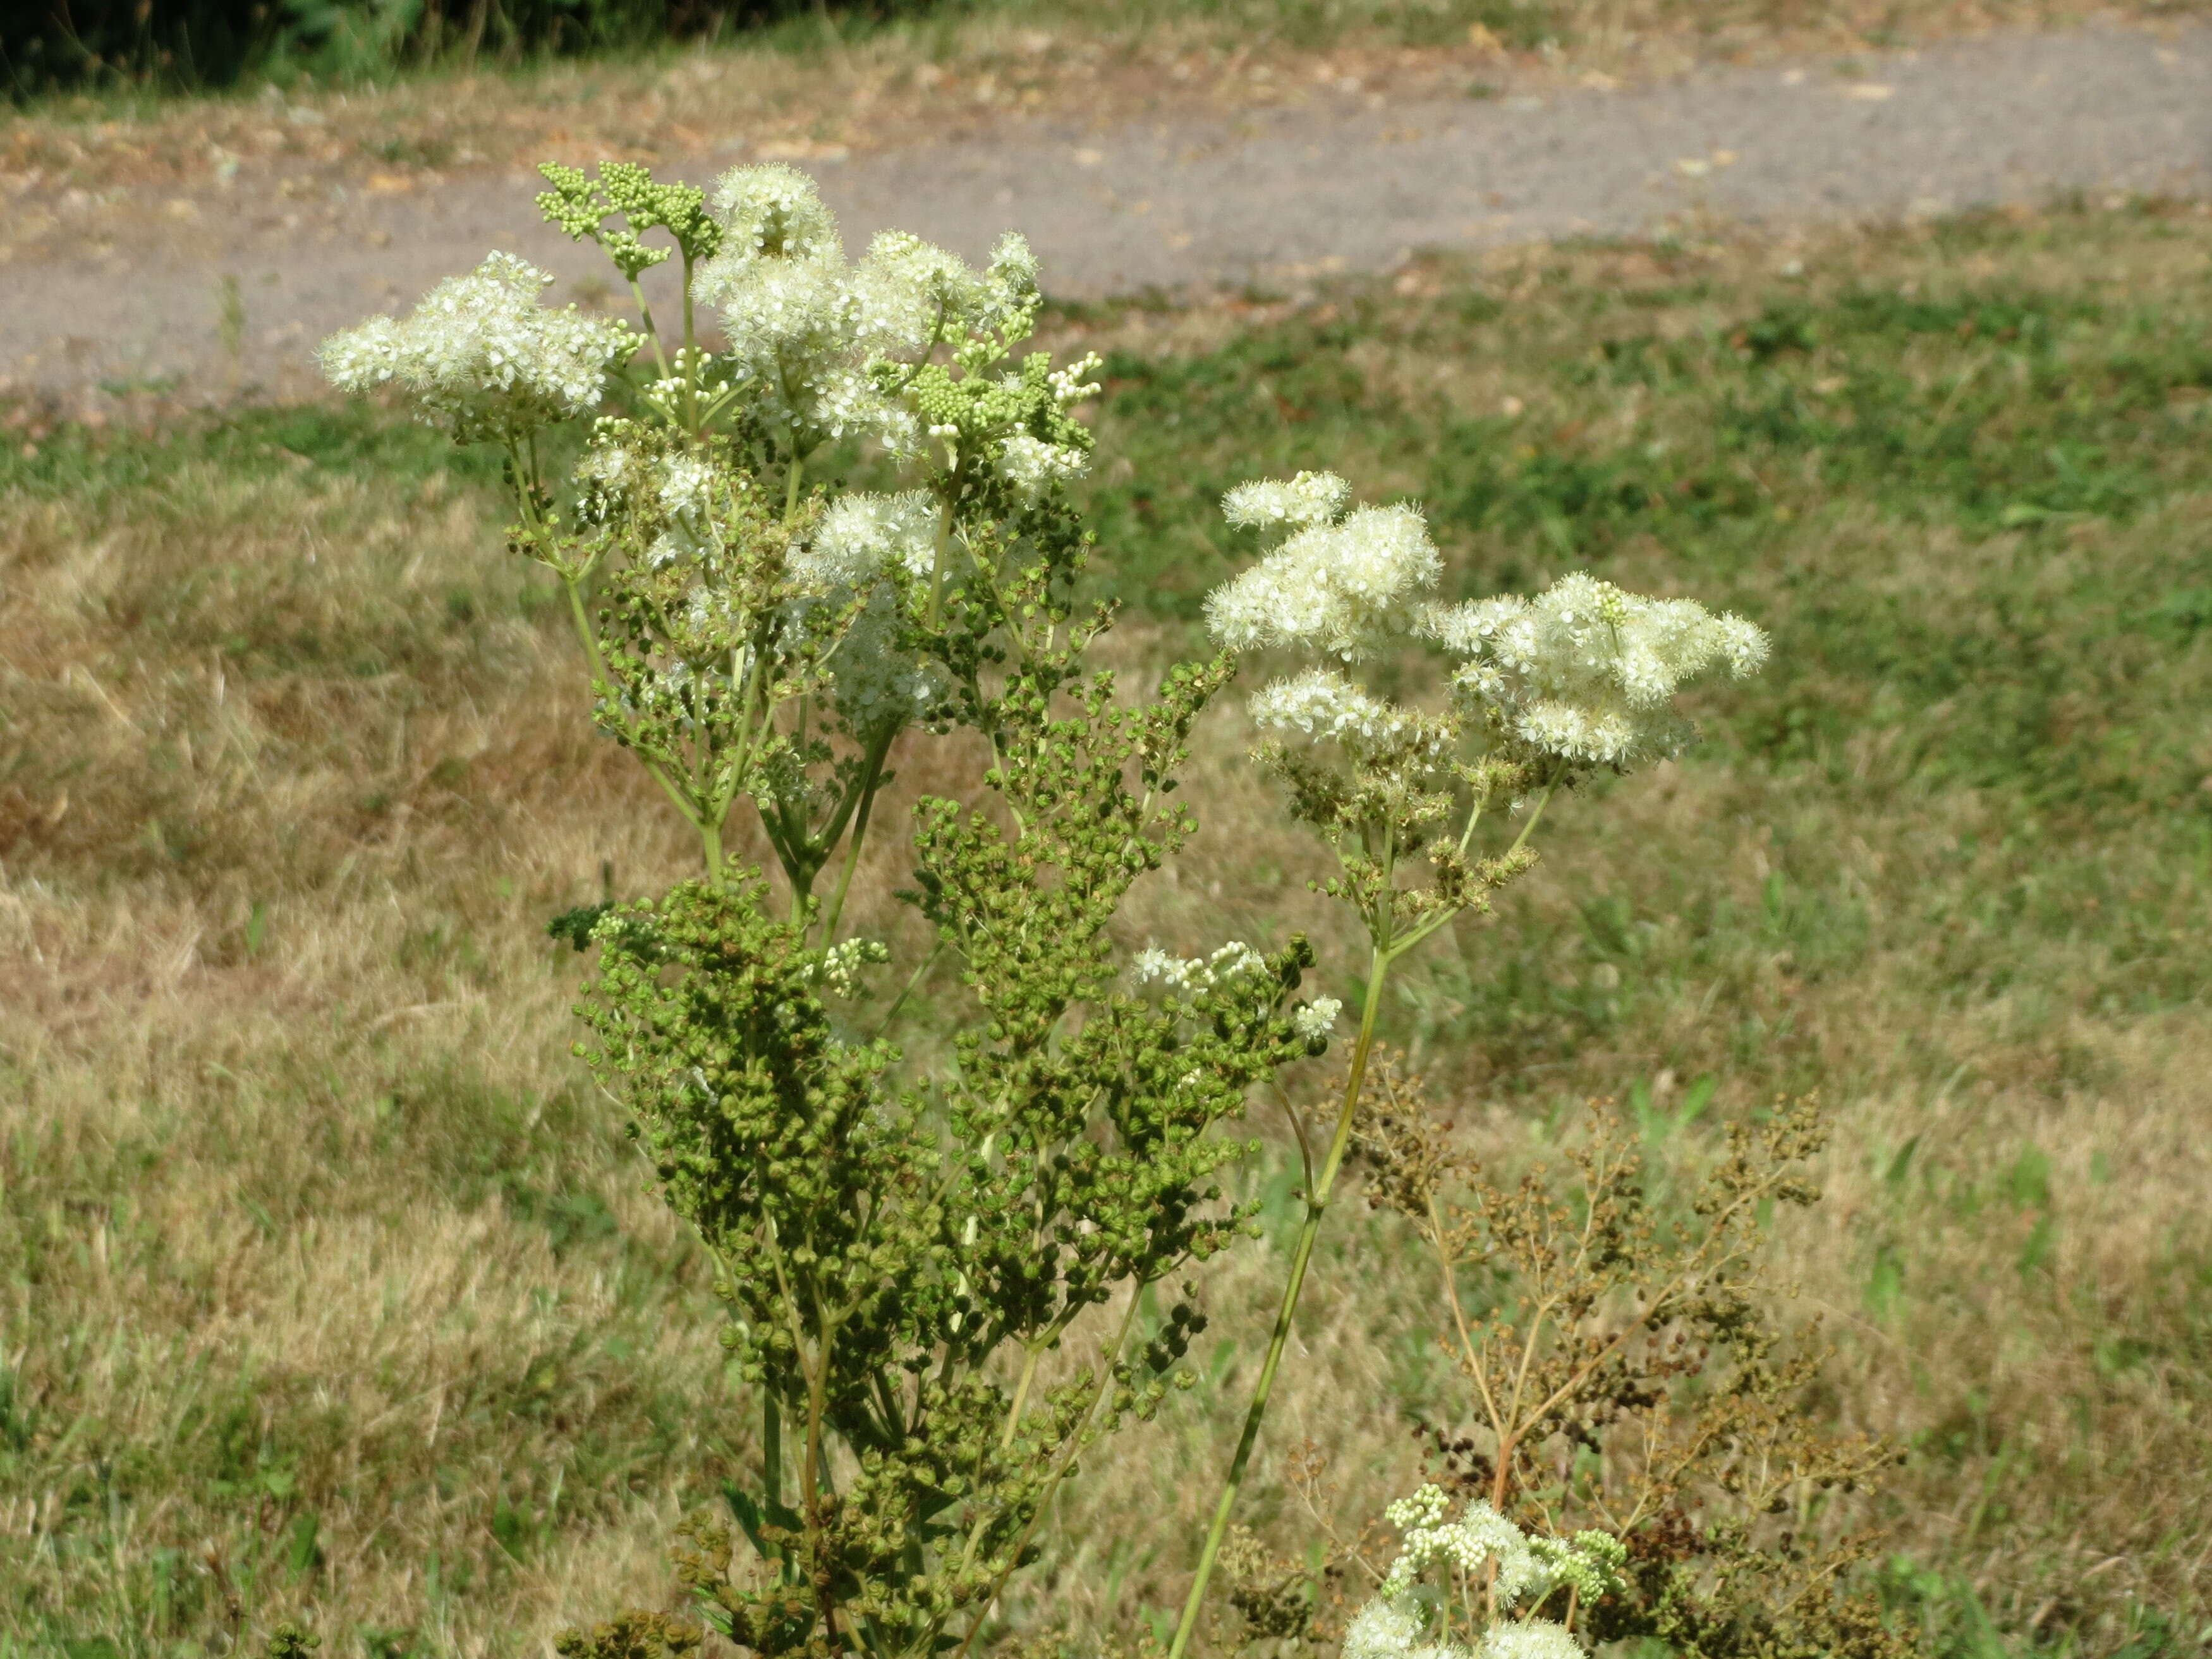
4 198 2212 1658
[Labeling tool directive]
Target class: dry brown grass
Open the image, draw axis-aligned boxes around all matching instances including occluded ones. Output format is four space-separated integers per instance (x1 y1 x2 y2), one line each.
1 442 729 1652
8 202 2212 1658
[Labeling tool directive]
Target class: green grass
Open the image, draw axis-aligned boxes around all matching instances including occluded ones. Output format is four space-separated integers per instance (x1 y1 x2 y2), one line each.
6 200 2212 1657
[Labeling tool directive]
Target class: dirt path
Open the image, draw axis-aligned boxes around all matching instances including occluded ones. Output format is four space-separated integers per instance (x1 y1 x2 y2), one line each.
3 21 2206 413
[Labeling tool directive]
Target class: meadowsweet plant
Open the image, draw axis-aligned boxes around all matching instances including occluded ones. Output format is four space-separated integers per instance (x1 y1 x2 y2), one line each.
1170 479 1770 1651
322 162 1332 1658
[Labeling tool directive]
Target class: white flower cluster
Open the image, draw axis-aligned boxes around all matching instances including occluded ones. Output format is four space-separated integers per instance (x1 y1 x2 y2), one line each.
319 252 637 443
1208 473 1770 790
1425 572 1770 769
792 491 949 735
1206 476 1450 779
696 166 1041 456
1342 1597 1433 1659
1292 996 1342 1042
656 451 717 520
1205 476 1441 662
1473 1626 1586 1659
1247 668 1435 752
569 431 748 571
1129 941 1267 996
1222 470 1352 531
1341 1486 1618 1659
997 433 1090 499
796 490 939 588
1343 1601 1581 1659
836 588 950 736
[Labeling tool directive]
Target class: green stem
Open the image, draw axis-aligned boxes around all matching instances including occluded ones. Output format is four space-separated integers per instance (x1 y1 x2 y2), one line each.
927 499 954 629
681 253 697 359
999 1344 1045 1453
681 251 700 435
561 575 707 854
1508 779 1558 858
818 738 890 947
702 817 726 887
765 1393 784 1514
950 1289 1150 1659
868 942 943 1044
627 274 671 379
1165 941 1394 1659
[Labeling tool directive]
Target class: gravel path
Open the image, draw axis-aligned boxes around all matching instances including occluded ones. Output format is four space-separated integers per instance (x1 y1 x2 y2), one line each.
4 21 2206 411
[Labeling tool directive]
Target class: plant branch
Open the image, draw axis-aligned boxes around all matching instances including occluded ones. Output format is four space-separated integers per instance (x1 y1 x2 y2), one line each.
1167 939 1392 1659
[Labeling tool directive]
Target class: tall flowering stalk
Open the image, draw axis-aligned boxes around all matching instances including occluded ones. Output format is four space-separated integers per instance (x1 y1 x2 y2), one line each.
324 166 1332 1659
1168 475 1769 1654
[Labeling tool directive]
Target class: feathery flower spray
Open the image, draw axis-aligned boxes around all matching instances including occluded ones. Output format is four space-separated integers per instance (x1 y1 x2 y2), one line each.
1168 476 1766 1655
319 252 638 447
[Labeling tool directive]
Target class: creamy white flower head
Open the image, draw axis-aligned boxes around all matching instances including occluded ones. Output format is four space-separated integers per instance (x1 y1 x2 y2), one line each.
698 173 1048 459
1344 1597 1457 1659
827 586 949 735
1248 669 1430 753
319 252 636 442
784 491 946 736
712 249 846 350
1130 941 1267 997
858 228 1042 354
657 453 716 520
685 579 750 635
998 434 1090 498
712 257 884 440
853 229 988 356
981 231 1042 324
694 171 916 451
797 491 939 589
1426 572 1770 769
1382 1487 1545 1607
1129 947 1182 987
575 437 642 497
1292 997 1342 1042
1222 471 1352 531
706 162 840 265
1206 502 1440 661
1477 1623 1584 1659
